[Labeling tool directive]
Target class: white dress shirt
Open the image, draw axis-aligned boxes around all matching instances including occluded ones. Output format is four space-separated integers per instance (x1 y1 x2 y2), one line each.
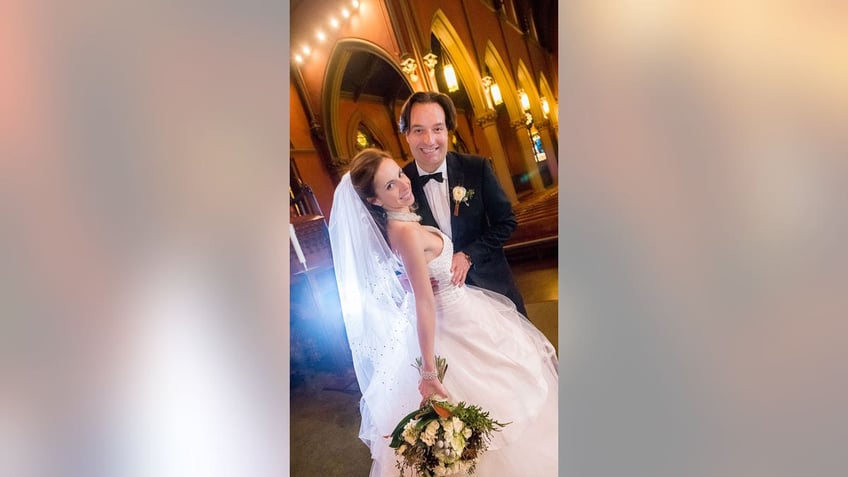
417 160 452 239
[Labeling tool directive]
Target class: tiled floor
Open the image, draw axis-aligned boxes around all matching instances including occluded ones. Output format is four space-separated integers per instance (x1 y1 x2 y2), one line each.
290 252 558 476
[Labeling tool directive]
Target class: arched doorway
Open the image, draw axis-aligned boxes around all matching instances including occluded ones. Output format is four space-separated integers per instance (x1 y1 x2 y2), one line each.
323 40 413 175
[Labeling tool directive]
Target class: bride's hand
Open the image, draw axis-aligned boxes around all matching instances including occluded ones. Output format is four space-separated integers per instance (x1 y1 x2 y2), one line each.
419 378 450 406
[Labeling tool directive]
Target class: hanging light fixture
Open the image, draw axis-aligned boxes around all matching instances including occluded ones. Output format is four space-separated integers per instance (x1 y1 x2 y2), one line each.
443 62 459 92
490 82 503 105
482 76 503 108
540 97 550 118
481 76 494 108
518 89 531 111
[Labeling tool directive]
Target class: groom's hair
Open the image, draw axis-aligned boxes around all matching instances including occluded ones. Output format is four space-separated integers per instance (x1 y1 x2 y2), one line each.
398 91 457 135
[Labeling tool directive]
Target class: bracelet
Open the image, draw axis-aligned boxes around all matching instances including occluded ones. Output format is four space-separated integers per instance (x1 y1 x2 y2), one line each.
420 370 439 381
462 252 472 267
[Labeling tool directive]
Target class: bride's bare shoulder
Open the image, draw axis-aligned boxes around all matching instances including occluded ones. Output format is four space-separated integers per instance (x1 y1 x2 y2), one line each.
386 220 421 236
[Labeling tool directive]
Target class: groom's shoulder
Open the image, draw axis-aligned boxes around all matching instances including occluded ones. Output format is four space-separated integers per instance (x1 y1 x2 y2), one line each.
448 151 487 168
402 159 417 174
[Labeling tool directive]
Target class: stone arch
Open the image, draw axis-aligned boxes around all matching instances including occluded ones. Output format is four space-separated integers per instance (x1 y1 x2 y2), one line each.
430 10 487 115
538 72 557 126
516 60 545 120
344 110 392 159
483 41 524 122
322 39 412 169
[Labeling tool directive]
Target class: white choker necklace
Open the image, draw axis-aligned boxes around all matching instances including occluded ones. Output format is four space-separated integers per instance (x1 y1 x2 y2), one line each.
386 211 422 222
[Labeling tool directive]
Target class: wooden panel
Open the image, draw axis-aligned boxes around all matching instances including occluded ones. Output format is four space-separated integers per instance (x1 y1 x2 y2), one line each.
290 214 333 275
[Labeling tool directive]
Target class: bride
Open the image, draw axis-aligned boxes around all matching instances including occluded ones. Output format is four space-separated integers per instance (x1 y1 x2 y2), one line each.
329 148 558 476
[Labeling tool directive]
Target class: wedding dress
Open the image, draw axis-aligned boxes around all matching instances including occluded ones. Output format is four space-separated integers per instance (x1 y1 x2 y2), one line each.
329 174 558 477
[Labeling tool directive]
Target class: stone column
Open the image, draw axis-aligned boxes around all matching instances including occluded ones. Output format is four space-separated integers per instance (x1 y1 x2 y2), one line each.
476 111 518 204
536 119 558 184
511 119 546 192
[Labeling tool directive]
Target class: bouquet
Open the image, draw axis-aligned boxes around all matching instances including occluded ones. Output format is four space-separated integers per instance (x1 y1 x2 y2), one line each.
388 357 508 476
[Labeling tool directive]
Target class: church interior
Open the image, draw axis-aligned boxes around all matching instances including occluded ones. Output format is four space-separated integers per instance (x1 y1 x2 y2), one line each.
288 0 559 472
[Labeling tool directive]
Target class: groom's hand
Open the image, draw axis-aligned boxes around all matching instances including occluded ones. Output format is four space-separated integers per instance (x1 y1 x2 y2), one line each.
450 252 472 286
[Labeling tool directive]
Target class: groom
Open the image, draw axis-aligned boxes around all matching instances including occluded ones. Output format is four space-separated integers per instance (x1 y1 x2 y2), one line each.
399 91 527 317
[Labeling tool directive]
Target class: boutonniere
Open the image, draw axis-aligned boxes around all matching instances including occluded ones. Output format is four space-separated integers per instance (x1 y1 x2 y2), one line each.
451 186 476 216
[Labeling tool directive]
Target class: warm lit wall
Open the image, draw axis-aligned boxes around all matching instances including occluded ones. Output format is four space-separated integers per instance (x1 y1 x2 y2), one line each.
449 107 493 159
290 82 336 217
337 95 406 162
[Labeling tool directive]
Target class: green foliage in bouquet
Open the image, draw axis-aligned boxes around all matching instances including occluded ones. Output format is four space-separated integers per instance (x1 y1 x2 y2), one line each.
412 355 448 383
387 356 509 476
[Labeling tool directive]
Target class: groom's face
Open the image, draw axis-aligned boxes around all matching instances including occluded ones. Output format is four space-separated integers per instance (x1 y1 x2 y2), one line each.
404 102 449 173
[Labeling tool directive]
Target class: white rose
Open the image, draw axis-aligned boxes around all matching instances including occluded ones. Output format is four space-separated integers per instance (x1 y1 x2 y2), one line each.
402 421 419 444
451 416 463 432
403 420 418 434
452 186 467 202
442 418 454 433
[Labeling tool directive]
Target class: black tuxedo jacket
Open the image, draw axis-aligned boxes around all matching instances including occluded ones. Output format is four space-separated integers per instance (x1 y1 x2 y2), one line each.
403 152 527 316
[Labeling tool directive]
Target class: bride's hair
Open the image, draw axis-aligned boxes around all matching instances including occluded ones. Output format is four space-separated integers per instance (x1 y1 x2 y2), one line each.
349 148 394 241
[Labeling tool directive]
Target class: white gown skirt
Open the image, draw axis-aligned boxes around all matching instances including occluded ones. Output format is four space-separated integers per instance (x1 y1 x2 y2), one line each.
369 284 558 477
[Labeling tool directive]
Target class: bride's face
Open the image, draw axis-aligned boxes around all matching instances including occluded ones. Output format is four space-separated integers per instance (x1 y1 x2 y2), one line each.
369 158 414 212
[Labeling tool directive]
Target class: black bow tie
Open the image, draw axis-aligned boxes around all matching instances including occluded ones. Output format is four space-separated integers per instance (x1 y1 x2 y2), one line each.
419 172 444 185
